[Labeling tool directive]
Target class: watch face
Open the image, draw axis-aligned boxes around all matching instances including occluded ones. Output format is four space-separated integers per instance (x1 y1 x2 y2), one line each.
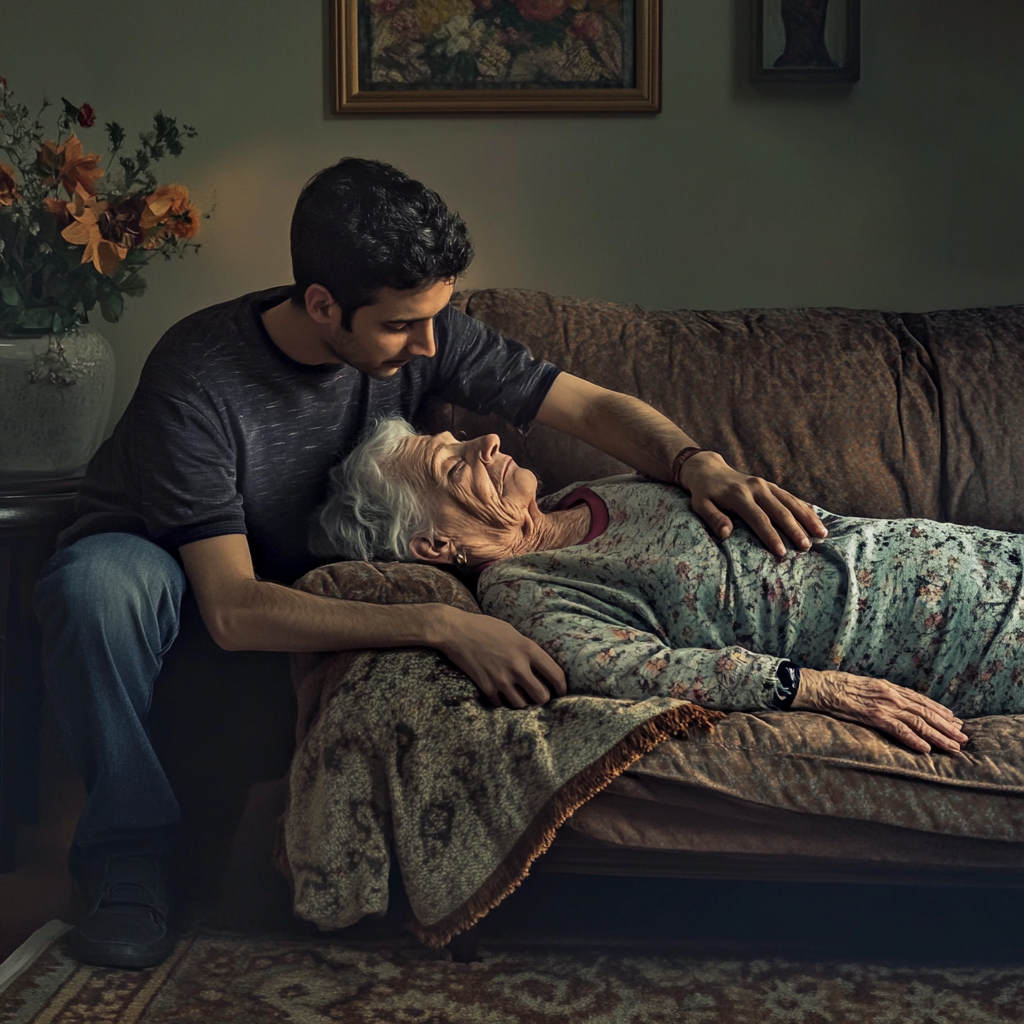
770 663 800 711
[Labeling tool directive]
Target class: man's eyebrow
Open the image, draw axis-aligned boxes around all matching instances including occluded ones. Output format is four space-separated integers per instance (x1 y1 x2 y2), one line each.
383 301 449 326
383 313 435 325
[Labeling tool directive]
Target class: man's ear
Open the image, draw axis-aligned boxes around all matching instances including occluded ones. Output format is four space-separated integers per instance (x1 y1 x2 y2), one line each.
409 533 456 565
305 284 337 325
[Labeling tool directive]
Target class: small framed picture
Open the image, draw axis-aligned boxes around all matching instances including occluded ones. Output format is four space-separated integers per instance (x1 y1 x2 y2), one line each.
752 0 860 83
332 1 662 114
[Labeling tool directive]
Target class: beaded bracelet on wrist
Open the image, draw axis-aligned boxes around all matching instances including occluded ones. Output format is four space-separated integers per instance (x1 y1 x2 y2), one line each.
672 446 710 487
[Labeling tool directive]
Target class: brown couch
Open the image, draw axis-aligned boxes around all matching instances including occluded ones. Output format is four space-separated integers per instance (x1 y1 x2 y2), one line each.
212 288 1024 941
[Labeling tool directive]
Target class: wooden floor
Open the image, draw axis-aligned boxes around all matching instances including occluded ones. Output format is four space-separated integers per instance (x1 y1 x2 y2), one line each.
0 709 84 962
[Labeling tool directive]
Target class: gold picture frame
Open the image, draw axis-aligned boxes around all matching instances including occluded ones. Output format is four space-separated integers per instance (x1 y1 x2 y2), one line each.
332 1 661 114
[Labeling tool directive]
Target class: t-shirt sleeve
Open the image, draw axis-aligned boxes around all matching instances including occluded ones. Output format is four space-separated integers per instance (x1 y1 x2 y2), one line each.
480 573 785 711
432 306 561 427
127 380 246 550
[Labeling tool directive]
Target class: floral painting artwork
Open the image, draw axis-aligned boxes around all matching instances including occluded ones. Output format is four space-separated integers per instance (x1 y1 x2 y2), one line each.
334 0 661 113
365 0 632 90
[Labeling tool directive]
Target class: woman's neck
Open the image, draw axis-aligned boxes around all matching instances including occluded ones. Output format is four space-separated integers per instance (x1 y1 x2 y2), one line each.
522 504 593 554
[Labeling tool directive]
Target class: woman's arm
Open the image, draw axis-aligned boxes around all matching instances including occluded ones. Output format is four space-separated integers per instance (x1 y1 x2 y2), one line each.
792 668 968 754
481 575 971 751
482 582 787 710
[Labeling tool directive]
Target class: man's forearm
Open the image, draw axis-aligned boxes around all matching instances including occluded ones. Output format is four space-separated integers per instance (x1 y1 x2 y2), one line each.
203 575 458 654
536 374 695 481
578 389 692 480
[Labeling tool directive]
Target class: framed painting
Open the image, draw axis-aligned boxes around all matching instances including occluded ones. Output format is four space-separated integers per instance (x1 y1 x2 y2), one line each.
751 0 860 83
332 1 661 114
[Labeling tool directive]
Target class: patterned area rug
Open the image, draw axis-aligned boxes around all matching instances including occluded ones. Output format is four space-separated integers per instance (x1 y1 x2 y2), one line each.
2 923 1023 1023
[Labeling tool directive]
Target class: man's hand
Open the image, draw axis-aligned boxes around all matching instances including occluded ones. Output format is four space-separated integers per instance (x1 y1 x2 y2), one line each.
791 667 969 754
679 451 827 559
535 375 826 560
436 607 567 710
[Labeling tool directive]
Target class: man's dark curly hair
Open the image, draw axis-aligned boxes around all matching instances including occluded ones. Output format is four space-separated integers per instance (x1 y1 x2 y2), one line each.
289 157 474 329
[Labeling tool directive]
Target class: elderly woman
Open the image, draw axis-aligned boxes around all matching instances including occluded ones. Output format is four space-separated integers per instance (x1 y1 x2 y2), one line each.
309 417 1024 756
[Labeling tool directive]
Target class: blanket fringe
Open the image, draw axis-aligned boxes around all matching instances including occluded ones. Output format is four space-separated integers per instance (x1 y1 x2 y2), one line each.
409 702 723 949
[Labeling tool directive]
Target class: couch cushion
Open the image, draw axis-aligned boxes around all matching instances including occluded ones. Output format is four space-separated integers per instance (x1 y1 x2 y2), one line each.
442 290 1024 533
443 289 943 521
559 781 1024 877
622 711 1024 844
901 307 1024 531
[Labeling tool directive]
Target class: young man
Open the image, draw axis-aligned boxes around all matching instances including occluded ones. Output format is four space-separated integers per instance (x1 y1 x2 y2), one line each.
34 158 824 969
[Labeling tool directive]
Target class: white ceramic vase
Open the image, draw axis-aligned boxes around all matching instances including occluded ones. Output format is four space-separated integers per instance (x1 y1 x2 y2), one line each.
0 326 115 477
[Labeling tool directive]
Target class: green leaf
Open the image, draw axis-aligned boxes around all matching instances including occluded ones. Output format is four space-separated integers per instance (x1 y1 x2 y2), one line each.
122 247 148 267
99 290 124 323
20 307 53 329
105 121 126 150
64 245 83 270
0 285 20 308
61 97 80 119
119 274 147 298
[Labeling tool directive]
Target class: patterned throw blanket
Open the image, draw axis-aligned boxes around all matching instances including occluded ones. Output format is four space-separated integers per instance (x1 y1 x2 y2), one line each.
277 561 720 948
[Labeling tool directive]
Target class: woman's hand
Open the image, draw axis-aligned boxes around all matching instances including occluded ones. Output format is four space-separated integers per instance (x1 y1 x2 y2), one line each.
791 667 969 754
678 451 827 559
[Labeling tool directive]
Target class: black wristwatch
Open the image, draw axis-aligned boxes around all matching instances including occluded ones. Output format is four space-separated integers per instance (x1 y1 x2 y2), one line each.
768 661 801 711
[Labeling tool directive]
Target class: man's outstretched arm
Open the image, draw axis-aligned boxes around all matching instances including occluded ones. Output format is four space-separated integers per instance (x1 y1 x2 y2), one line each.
179 534 565 709
535 373 826 558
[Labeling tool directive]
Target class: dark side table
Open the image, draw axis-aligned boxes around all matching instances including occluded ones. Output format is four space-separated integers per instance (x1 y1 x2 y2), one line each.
0 475 79 871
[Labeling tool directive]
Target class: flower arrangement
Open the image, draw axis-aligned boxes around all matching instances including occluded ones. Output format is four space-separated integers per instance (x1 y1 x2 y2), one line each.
0 77 201 336
369 0 625 89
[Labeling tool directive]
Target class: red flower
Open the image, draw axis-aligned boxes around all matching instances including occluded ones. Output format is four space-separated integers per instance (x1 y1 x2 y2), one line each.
568 12 602 41
392 9 420 38
512 0 569 22
77 103 96 128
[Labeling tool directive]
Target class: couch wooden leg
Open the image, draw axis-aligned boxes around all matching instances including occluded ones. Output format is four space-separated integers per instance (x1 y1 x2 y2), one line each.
447 924 481 963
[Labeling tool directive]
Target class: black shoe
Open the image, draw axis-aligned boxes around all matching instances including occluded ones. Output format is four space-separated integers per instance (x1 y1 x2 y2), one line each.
70 850 177 969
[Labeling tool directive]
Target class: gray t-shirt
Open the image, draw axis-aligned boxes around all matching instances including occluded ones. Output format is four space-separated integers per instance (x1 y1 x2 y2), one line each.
61 286 561 582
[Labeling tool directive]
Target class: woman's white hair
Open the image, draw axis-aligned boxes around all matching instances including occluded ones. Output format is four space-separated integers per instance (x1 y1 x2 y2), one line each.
312 417 433 562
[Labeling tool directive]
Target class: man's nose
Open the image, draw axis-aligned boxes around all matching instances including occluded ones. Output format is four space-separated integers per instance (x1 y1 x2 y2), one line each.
406 320 436 359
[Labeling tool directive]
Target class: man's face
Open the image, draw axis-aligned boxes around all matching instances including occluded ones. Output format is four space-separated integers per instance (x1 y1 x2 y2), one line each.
323 279 454 379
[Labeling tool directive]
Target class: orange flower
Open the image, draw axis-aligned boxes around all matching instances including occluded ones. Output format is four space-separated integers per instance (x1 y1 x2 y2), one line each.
43 196 72 226
0 162 18 205
61 187 127 276
141 184 200 243
37 134 104 196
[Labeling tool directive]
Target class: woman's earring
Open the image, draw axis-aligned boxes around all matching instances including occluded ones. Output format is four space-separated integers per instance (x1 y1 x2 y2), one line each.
454 549 468 567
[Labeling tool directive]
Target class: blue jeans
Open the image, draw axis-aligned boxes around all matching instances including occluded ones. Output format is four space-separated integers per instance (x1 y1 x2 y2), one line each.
34 533 188 856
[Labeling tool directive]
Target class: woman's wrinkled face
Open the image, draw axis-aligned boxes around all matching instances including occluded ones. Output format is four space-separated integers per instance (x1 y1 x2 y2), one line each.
396 431 538 562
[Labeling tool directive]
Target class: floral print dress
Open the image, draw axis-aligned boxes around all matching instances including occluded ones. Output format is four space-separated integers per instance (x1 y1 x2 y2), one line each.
476 478 1024 717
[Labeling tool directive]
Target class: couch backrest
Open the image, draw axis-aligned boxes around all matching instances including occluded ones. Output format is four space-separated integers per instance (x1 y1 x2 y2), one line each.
421 289 1024 531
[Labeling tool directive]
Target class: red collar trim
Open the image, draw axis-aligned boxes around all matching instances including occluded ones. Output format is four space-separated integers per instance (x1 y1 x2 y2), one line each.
553 486 609 542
